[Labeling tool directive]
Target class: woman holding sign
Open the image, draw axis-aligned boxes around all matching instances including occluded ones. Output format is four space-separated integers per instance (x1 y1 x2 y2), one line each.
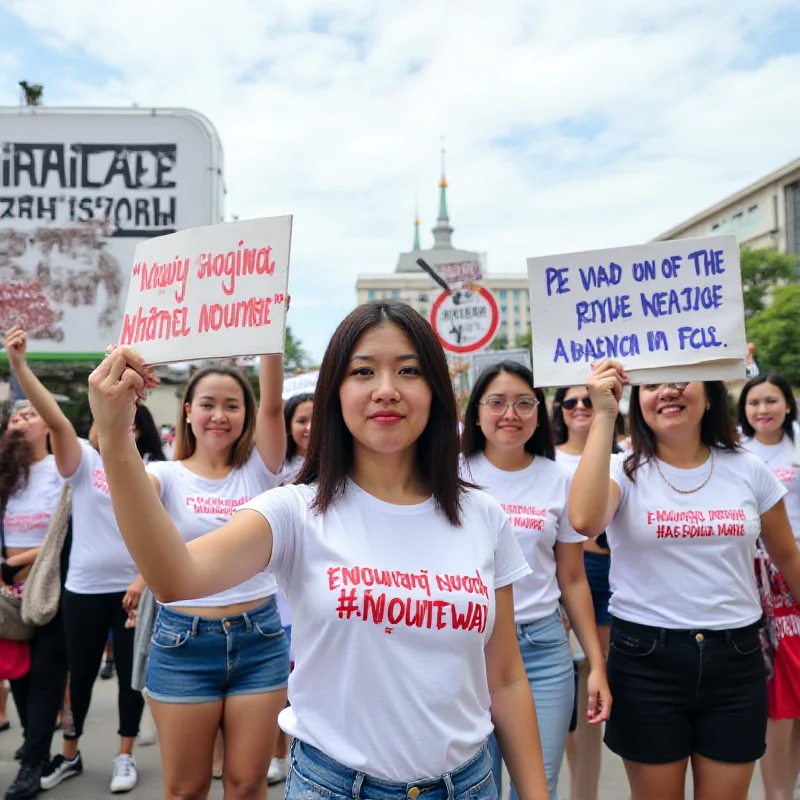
461 362 610 800
738 373 800 800
3 329 145 796
142 356 289 800
87 300 549 800
569 360 800 800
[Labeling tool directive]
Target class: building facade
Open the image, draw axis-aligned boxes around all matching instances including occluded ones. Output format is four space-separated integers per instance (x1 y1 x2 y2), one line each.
655 157 800 257
355 158 531 345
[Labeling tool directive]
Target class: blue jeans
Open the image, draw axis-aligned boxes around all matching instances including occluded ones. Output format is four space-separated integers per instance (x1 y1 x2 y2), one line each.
494 610 574 800
145 596 290 703
287 739 497 800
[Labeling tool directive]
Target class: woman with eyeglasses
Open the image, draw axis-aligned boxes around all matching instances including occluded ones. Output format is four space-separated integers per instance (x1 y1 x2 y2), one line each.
552 386 613 800
462 363 610 800
570 363 800 800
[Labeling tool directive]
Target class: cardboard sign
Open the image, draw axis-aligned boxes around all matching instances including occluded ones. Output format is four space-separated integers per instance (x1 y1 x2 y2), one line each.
470 348 532 389
527 235 747 387
118 216 292 364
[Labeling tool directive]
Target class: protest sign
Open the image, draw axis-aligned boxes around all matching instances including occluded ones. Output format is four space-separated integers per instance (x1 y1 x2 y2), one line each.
282 370 319 401
118 216 292 364
527 235 747 387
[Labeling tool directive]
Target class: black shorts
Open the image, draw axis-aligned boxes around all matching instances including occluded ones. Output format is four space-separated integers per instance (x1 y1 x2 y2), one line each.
605 616 768 765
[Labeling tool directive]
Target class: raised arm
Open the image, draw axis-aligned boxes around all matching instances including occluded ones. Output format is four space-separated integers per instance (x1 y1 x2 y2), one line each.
254 354 286 474
89 347 275 603
568 359 625 536
4 329 82 478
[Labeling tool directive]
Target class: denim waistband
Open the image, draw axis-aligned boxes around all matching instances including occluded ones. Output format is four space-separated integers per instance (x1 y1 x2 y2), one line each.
291 739 492 800
516 608 562 637
612 615 761 644
157 595 277 634
584 551 610 564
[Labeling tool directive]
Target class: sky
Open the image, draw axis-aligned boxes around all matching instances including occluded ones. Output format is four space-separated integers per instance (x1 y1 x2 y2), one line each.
1 0 800 361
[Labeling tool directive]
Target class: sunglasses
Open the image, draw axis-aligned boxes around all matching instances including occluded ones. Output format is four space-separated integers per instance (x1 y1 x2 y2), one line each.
561 396 593 411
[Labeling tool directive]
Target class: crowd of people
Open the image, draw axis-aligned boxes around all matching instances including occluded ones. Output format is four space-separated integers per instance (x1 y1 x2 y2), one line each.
0 298 798 800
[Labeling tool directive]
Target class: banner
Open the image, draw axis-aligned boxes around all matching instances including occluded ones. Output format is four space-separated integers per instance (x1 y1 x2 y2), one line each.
118 215 292 364
527 235 747 386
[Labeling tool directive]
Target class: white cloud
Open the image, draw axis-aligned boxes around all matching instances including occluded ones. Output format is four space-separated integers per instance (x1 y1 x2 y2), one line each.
4 0 800 358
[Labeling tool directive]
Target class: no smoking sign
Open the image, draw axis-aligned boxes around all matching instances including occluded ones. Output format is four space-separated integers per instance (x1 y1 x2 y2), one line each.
430 286 500 354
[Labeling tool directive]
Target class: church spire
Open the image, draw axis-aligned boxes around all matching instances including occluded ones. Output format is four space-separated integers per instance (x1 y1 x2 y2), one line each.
432 139 454 248
413 198 421 250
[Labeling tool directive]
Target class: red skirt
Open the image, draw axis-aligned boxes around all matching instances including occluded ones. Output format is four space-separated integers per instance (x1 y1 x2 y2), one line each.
765 566 800 720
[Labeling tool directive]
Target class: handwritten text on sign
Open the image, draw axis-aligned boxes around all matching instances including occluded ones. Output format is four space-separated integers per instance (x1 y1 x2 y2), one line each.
527 235 746 386
118 215 292 364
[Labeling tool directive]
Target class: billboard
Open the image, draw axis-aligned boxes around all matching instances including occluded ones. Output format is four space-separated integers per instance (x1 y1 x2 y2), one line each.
0 107 224 359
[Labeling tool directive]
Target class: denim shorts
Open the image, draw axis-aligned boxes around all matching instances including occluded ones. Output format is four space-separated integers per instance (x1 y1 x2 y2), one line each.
287 739 497 800
584 552 612 627
145 596 290 703
605 616 767 764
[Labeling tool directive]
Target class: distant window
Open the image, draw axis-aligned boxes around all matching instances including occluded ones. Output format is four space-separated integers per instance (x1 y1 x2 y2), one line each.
711 223 720 230
513 289 520 300
501 304 507 315
733 211 743 220
499 290 507 300
392 290 400 299
514 305 520 313
749 205 758 213
419 293 429 303
368 290 376 301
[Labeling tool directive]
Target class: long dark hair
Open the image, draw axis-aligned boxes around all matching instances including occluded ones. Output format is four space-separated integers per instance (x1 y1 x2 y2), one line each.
174 365 257 468
135 404 166 462
0 430 33 508
462 362 554 460
284 392 314 462
551 387 572 446
738 372 797 442
295 300 466 525
624 381 738 480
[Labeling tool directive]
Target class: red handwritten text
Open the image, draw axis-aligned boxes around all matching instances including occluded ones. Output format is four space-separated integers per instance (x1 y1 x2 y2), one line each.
120 306 191 345
197 241 276 296
133 257 190 303
198 297 273 333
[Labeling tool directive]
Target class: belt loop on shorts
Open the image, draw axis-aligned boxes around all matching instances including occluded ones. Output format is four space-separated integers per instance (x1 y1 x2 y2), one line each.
190 616 199 637
659 628 666 646
241 609 254 632
443 772 456 800
351 771 364 799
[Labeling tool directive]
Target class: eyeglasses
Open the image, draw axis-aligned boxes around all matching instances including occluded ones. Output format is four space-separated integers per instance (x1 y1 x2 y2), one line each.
479 395 540 418
641 382 689 393
561 396 593 411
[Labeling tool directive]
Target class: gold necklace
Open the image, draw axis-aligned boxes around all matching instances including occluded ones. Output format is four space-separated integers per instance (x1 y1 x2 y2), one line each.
654 449 715 495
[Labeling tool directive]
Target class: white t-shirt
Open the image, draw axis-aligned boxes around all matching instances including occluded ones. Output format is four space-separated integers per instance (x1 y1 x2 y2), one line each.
741 436 800 544
555 448 582 476
608 448 787 629
243 481 530 781
464 453 585 624
146 448 280 607
281 455 305 485
3 455 66 548
67 439 140 594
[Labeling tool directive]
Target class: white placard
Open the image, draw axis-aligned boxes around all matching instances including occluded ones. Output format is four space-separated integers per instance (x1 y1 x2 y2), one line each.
527 235 747 387
118 216 292 364
282 370 319 401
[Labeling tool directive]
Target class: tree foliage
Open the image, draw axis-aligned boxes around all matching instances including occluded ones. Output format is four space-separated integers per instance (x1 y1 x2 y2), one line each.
488 332 508 351
747 284 800 386
741 247 798 318
284 326 310 372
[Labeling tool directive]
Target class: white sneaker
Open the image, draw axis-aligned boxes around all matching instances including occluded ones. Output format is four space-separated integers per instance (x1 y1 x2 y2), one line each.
267 756 289 785
110 754 138 793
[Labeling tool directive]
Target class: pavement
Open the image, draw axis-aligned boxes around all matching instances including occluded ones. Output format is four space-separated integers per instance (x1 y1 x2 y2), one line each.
0 679 770 799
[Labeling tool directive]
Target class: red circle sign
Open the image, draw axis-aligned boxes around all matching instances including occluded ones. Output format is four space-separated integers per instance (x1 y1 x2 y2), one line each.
430 286 500 354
